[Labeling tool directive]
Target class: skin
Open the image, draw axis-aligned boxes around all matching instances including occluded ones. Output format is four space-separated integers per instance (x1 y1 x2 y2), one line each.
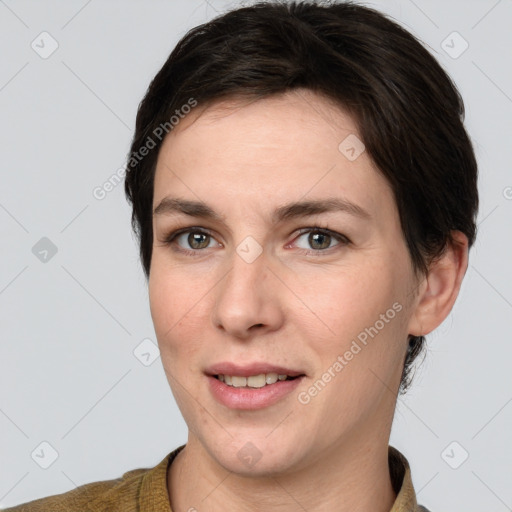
148 89 468 512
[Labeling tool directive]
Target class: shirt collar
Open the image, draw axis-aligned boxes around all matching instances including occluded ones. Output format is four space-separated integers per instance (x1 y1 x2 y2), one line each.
388 445 421 511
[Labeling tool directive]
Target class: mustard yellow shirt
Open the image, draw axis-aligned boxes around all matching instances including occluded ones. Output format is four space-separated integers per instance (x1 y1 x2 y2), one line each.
1 445 431 511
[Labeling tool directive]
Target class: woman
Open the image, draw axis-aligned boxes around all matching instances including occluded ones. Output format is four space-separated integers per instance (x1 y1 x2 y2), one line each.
3 1 478 511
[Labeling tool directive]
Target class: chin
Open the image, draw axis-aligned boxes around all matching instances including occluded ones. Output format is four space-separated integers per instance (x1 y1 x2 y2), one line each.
203 433 308 478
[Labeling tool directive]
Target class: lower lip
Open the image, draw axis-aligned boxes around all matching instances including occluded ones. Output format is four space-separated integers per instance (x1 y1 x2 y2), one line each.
207 375 304 410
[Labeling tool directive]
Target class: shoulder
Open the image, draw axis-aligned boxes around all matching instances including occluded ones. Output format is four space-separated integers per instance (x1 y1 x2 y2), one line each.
1 449 180 512
1 467 149 512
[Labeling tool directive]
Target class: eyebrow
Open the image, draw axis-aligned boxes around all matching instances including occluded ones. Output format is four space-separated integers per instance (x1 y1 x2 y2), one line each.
153 196 371 224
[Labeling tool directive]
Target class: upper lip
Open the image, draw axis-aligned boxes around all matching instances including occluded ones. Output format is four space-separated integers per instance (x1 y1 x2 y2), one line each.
205 362 305 378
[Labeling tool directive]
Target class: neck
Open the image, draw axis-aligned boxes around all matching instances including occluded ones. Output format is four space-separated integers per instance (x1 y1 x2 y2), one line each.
168 431 396 512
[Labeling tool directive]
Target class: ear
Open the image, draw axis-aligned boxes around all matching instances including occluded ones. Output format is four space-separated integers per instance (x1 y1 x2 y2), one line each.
407 231 469 337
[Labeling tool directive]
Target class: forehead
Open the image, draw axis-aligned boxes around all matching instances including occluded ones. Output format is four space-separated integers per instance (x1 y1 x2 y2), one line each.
153 90 394 222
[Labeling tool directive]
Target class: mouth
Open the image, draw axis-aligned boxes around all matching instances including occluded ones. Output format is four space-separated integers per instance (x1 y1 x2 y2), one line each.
214 372 301 388
205 363 306 410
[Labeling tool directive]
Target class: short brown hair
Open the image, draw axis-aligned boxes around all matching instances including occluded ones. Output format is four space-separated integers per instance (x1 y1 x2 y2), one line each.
124 0 479 391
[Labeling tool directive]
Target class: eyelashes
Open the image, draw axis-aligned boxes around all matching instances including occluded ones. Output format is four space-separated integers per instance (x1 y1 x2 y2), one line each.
161 225 351 257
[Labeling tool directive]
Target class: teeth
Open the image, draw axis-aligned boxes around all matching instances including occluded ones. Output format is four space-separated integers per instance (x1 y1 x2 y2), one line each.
265 373 278 385
217 372 294 387
247 374 266 388
231 376 247 388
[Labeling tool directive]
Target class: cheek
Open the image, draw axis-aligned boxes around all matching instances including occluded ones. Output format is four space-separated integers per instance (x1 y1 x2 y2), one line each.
305 263 398 340
149 262 210 363
299 257 409 407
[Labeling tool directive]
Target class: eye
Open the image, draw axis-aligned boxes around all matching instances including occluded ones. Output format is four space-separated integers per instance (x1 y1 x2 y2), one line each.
177 231 213 250
161 226 350 256
292 227 350 252
163 227 220 255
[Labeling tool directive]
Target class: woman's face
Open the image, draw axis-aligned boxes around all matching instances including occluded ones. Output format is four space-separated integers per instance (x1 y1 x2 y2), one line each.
149 89 422 475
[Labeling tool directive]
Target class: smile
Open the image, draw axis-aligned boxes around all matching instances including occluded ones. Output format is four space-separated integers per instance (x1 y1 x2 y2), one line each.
207 373 305 410
216 373 297 388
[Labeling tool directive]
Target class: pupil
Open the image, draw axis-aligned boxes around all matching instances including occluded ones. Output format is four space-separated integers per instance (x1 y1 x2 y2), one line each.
189 232 209 249
309 232 330 250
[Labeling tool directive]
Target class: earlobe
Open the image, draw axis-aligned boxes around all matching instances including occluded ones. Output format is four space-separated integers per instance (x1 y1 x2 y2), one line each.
407 231 469 337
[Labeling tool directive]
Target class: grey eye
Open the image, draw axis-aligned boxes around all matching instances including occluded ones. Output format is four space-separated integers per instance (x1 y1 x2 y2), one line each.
295 230 339 250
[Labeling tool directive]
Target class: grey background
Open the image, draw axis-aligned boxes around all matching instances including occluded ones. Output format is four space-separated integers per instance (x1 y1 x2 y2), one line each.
0 0 511 510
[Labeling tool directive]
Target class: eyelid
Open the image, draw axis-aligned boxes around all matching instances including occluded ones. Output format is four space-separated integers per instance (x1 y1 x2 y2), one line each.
163 226 215 244
294 226 349 241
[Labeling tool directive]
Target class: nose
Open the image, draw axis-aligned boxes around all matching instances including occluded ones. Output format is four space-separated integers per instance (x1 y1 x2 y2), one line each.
211 247 285 340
